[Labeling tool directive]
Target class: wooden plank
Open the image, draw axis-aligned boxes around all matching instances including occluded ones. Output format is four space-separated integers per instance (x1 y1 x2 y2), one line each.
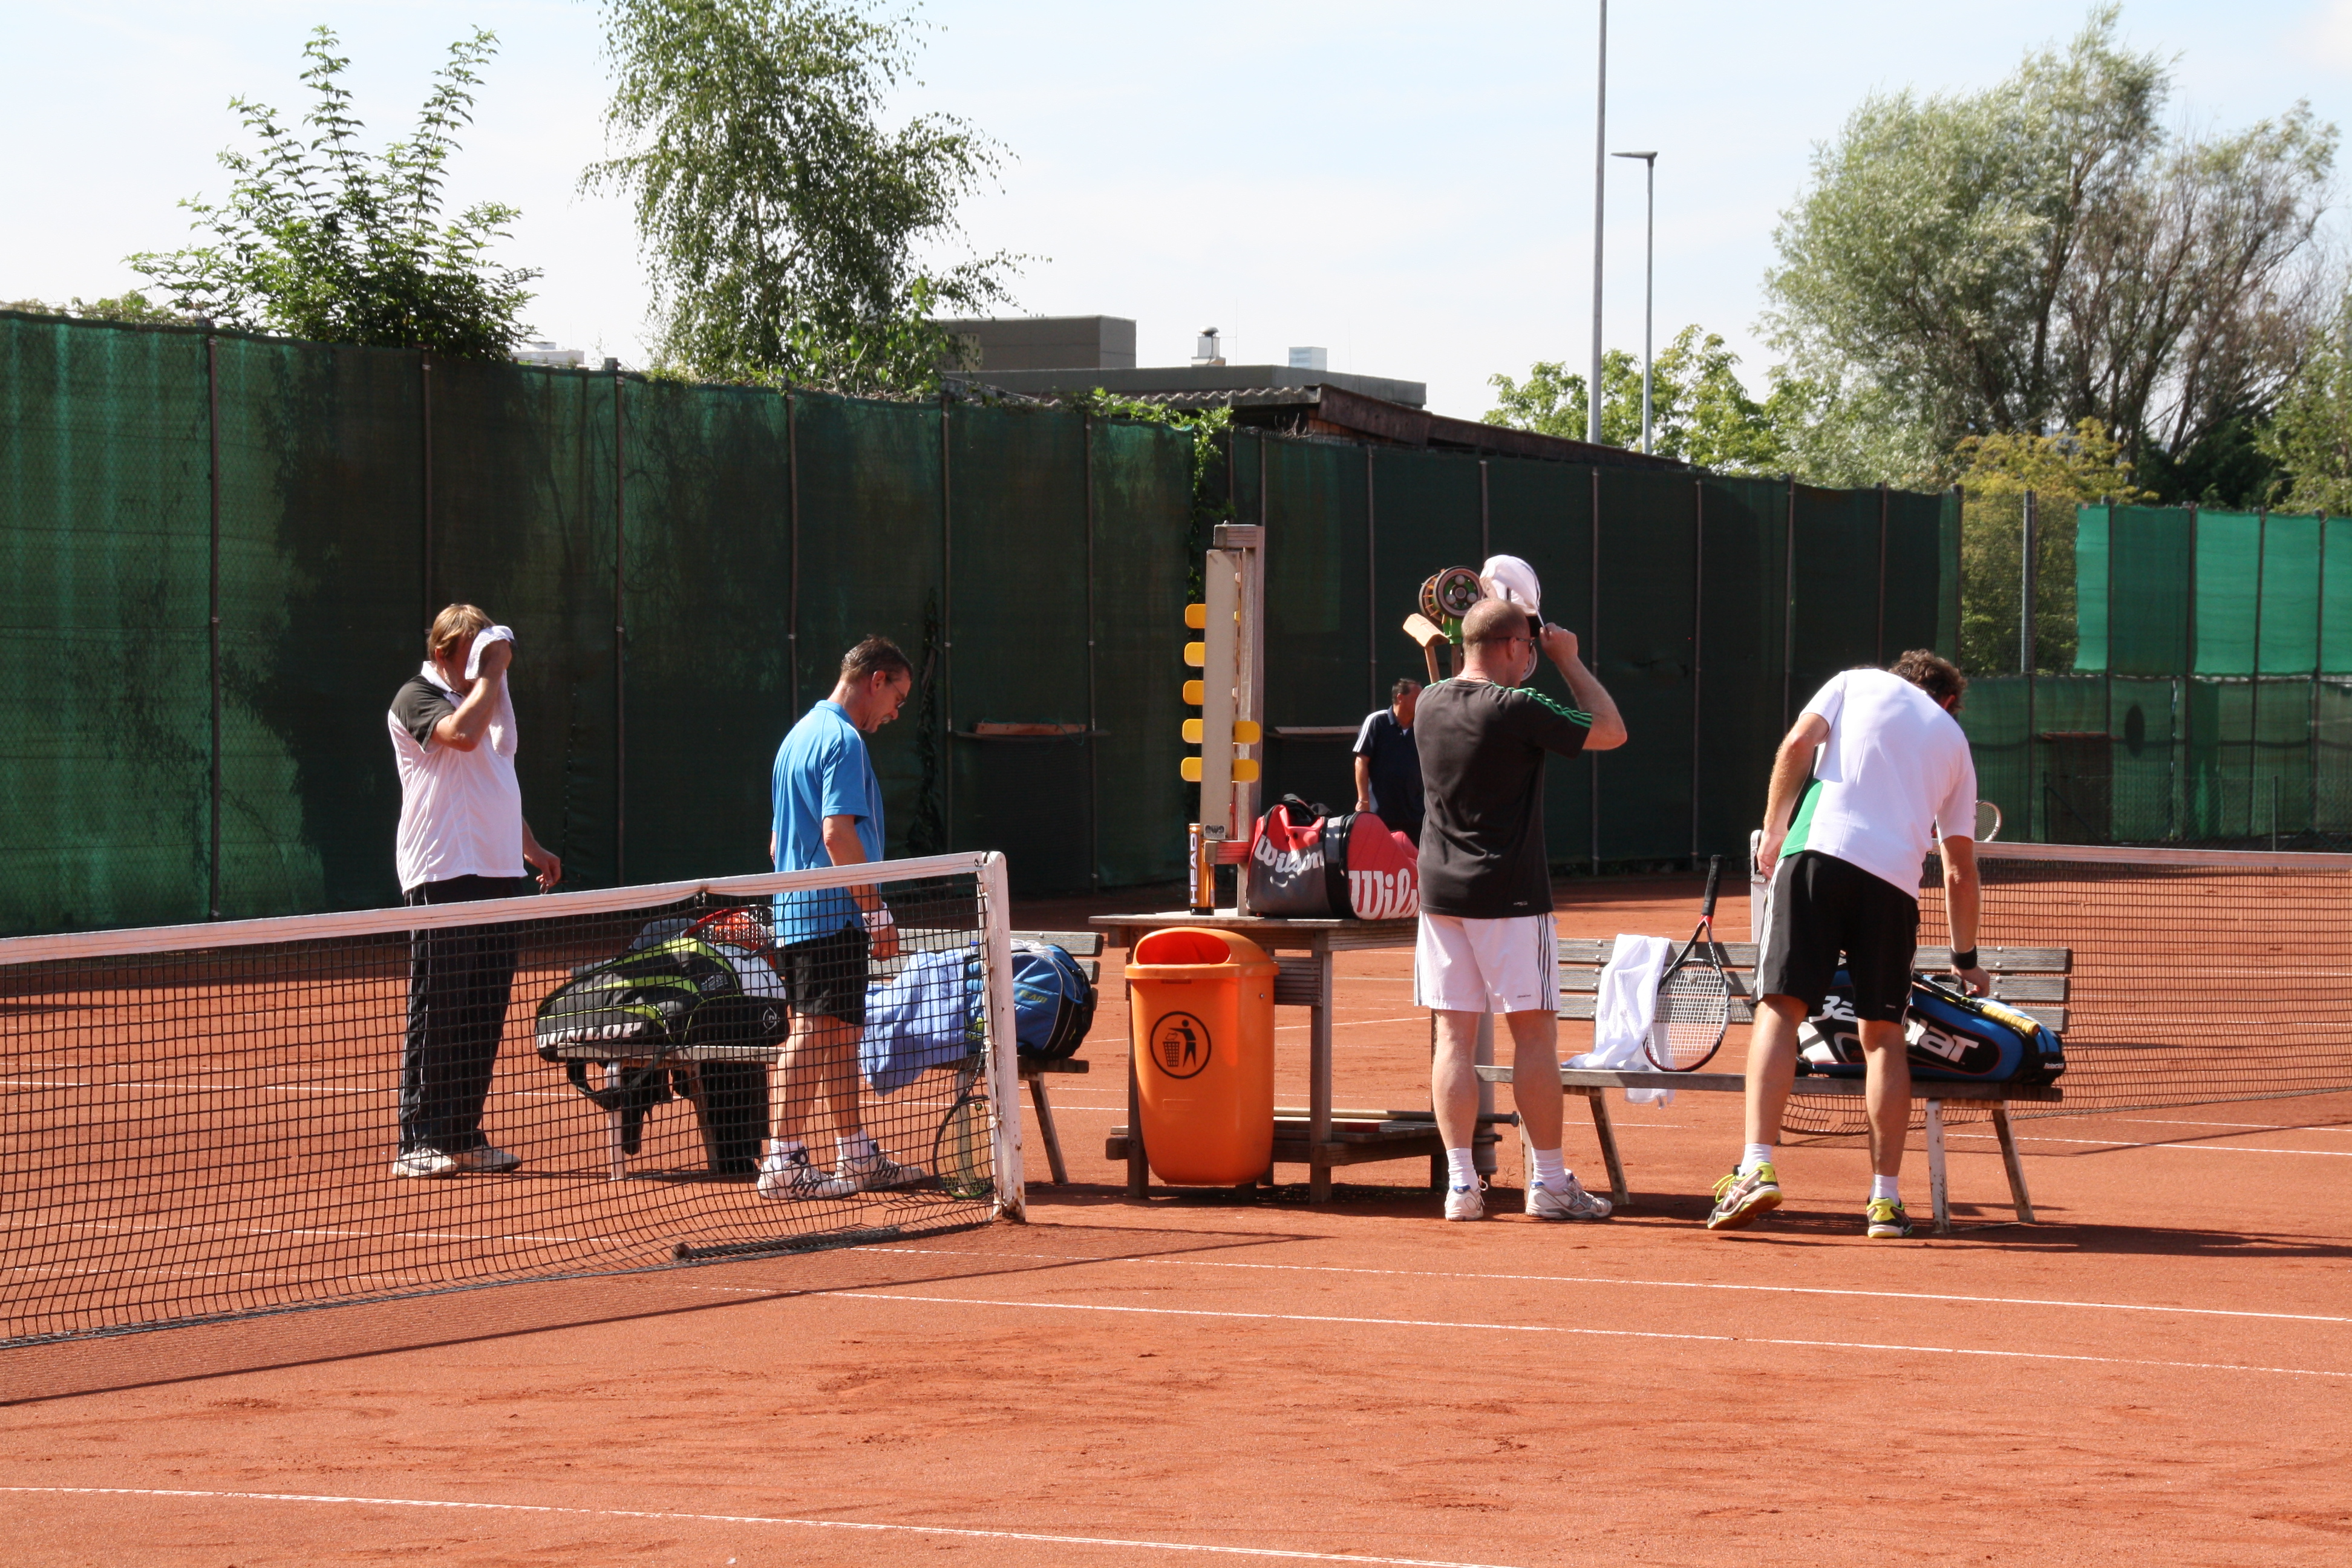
1563 938 2068 974
1021 1058 1092 1077
1478 1063 2064 1102
1272 957 1323 1007
1557 996 1759 1022
1015 930 1103 955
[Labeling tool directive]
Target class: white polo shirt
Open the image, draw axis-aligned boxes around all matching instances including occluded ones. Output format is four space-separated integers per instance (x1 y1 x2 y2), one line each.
387 663 524 892
1781 668 1977 900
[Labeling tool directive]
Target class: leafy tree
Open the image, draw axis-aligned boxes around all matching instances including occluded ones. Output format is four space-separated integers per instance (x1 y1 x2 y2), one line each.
588 0 1016 395
3 292 200 326
1766 6 2334 493
2259 293 2352 513
1483 326 1784 473
1952 420 2148 675
127 28 536 357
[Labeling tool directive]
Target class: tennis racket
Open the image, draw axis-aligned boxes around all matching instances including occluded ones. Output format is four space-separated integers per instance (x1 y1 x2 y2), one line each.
932 1062 995 1200
1975 800 2002 841
1645 855 1734 1071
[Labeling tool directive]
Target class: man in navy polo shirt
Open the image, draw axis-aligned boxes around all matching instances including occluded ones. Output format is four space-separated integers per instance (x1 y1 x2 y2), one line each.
758 636 921 1200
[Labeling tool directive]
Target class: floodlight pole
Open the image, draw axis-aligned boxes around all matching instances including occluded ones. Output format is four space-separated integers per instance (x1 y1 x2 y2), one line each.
1614 149 1658 454
1589 0 1607 446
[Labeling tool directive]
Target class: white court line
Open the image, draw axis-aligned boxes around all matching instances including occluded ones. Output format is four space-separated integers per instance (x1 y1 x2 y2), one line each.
857 1246 2352 1325
1273 1016 1426 1033
0 1488 1521 1568
1953 1132 2352 1157
2107 1118 2352 1134
840 1290 2350 1381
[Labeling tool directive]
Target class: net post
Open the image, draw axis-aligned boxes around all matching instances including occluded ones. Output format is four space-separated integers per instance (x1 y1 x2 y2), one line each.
978 851 1026 1220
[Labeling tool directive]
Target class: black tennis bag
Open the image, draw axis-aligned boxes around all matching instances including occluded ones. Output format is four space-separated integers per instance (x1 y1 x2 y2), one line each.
534 914 786 1171
1797 969 2065 1086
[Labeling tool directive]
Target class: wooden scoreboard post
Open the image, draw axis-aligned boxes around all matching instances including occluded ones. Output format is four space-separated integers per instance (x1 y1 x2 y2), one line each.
1183 526 1264 913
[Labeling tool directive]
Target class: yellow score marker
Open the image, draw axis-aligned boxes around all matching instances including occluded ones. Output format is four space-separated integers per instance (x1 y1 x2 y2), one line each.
1182 719 1263 744
1184 641 1206 667
1181 757 1259 783
1183 680 1205 705
1185 603 1207 629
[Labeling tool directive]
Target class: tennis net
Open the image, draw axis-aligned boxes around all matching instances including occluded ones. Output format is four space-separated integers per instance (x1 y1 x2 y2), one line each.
0 852 1022 1348
1786 841 2352 1134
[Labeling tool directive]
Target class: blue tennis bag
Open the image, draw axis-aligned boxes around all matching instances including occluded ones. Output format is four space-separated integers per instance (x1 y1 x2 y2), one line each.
859 940 1097 1095
1797 970 2065 1086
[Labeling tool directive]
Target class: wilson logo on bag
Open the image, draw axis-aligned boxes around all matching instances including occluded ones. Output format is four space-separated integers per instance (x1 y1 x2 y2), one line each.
1244 795 1418 920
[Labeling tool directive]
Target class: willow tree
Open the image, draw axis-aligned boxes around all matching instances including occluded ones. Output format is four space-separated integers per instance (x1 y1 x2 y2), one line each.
588 0 1014 394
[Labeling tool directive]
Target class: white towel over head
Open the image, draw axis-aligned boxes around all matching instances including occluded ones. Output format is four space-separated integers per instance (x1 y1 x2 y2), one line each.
1479 555 1542 616
465 624 516 679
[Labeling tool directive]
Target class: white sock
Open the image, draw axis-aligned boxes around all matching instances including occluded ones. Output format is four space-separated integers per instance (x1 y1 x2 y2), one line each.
839 1131 879 1168
1528 1146 1567 1192
1741 1142 1774 1175
1870 1174 1900 1203
1445 1147 1478 1189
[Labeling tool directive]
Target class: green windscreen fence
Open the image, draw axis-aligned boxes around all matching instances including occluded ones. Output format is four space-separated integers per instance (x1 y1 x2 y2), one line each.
1961 503 2352 848
1 310 1950 934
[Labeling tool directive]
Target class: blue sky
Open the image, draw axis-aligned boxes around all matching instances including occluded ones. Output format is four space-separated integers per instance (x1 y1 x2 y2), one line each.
10 1 2352 419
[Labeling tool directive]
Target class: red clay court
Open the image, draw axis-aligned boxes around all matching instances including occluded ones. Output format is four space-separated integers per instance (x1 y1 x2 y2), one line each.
2 875 2347 1566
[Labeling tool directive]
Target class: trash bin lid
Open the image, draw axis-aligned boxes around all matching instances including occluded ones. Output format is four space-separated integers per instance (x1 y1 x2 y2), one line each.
1127 926 1277 973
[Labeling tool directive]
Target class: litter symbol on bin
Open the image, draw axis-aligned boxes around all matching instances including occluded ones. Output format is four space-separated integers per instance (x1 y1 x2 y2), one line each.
1150 1012 1212 1079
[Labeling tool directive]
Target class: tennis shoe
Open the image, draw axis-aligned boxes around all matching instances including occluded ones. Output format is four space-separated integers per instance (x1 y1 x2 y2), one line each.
1706 1161 1782 1230
449 1145 520 1174
1864 1197 1915 1239
390 1147 457 1178
843 1150 925 1191
1443 1183 1487 1222
1526 1174 1612 1221
756 1144 856 1200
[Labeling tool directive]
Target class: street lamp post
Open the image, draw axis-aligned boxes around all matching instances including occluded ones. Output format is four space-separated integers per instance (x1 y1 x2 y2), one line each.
1589 0 1607 446
1613 149 1657 454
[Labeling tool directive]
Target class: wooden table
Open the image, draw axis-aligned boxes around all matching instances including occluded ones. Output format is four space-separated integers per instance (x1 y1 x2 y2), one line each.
1092 911 1426 1201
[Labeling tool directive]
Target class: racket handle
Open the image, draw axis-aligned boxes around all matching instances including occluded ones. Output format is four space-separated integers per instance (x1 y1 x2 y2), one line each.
1699 855 1722 918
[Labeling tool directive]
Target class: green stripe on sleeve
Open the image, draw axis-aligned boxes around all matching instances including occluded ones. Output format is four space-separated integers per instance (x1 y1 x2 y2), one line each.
1518 688 1594 727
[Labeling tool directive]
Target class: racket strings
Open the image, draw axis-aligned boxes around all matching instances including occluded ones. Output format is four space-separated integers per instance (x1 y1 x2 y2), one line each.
1655 964 1731 1068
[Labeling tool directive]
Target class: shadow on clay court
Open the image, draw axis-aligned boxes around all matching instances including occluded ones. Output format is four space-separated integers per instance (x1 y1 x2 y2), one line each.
0 1223 1308 1409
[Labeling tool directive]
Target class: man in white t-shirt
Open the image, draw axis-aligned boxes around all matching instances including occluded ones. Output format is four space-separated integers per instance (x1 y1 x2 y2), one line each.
385 603 562 1178
1707 650 1988 1240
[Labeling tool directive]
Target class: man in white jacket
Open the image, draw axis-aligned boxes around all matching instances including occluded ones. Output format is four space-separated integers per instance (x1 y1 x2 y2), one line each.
385 604 561 1178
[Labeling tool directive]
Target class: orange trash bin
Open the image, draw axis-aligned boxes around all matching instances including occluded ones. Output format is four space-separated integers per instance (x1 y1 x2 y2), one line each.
1126 927 1279 1185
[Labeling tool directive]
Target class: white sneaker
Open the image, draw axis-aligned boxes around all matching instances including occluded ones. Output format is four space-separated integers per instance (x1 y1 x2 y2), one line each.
756 1144 856 1200
1443 1183 1487 1221
391 1147 457 1178
1527 1174 1612 1221
449 1145 520 1174
843 1151 926 1191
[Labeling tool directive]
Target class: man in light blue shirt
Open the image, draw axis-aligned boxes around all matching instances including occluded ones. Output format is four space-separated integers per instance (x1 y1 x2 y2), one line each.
758 636 916 1200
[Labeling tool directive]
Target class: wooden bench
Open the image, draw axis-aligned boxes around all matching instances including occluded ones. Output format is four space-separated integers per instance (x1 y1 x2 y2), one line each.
544 927 1105 1183
1488 938 2073 1234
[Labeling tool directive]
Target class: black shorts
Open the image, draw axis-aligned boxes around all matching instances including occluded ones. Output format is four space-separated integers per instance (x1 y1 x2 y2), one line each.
1756 851 1918 1022
777 924 871 1029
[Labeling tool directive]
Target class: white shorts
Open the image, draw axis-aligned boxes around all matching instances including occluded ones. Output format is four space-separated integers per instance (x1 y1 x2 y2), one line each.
1413 912 1560 1014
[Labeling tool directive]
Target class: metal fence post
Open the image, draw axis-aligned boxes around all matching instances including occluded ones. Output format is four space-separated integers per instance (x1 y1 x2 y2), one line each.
1875 480 1889 665
206 330 223 920
613 361 627 886
786 384 800 718
2252 507 2267 840
1084 413 1099 890
1365 445 1379 713
1592 466 1603 872
1691 475 1704 863
2023 489 2037 842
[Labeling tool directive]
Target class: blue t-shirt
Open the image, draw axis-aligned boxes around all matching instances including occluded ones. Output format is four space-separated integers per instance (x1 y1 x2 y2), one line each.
771 701 886 942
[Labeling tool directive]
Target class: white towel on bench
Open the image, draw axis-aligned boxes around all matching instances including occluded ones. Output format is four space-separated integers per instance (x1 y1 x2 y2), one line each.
1568 932 1674 1106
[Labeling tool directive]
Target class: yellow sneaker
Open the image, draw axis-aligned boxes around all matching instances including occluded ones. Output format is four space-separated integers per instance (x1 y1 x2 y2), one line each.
1706 1162 1782 1230
1864 1197 1914 1239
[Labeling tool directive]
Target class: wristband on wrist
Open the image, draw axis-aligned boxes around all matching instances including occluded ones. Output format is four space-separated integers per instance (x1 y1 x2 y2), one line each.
1950 947 1979 970
866 904 894 932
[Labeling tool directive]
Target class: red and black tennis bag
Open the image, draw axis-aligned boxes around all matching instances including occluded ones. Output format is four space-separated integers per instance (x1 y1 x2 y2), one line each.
1797 969 2065 1086
1244 794 1418 920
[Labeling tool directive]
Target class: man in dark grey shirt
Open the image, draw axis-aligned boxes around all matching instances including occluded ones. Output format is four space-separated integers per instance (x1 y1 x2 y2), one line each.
1416 597 1626 1223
